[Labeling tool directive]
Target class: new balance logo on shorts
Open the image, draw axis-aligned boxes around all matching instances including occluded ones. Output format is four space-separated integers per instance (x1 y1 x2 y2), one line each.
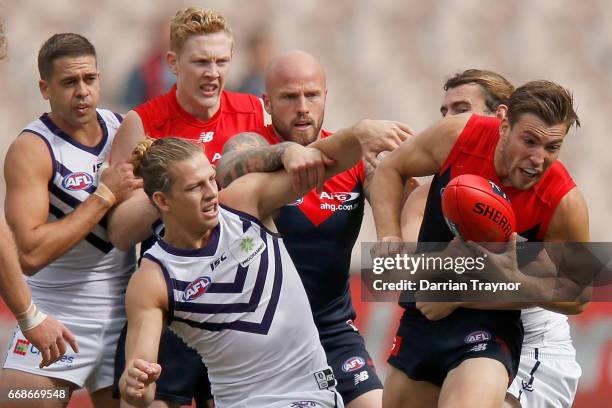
354 371 369 386
470 343 488 352
291 401 318 408
313 368 337 390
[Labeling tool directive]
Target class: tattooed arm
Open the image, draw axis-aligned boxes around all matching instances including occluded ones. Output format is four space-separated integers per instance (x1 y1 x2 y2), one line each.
217 132 334 191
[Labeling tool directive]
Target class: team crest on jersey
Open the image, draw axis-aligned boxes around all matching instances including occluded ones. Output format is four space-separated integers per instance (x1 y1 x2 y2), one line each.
198 131 214 143
182 276 213 301
342 356 366 372
464 331 491 344
62 172 94 191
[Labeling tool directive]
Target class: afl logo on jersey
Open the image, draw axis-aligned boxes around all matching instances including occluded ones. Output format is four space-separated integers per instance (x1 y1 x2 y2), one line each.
341 356 366 372
62 172 94 191
464 331 491 344
182 276 212 301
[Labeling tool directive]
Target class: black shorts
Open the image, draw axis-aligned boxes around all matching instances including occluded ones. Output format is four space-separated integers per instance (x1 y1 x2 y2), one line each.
320 320 383 404
113 324 212 406
388 307 523 387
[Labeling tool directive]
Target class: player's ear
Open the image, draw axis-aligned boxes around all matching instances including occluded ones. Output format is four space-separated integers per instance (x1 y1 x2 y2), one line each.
499 118 511 141
39 80 50 100
166 51 178 75
262 93 272 115
495 104 508 120
152 191 171 213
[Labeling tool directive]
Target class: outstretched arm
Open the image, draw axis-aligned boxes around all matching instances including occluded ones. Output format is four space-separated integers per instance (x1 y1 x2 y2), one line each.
221 120 412 222
119 258 167 406
0 219 78 366
216 132 334 192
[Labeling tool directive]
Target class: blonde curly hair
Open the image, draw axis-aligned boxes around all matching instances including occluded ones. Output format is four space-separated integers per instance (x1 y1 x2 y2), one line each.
170 7 233 54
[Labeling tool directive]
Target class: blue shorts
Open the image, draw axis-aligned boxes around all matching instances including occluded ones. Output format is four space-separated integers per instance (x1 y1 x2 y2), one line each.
388 307 523 387
113 324 211 406
319 320 383 404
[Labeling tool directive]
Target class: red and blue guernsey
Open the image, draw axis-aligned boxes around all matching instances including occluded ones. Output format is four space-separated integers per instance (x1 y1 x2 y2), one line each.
254 125 366 328
133 84 264 164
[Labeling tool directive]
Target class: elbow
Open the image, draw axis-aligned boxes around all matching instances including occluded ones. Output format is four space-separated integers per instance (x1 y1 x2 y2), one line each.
19 252 43 276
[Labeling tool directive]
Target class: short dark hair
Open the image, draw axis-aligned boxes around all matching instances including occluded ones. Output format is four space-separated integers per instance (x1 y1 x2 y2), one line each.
444 69 514 114
38 33 96 80
507 80 580 131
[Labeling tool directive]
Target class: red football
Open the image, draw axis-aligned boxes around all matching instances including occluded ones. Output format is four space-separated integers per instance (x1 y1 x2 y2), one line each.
442 174 515 242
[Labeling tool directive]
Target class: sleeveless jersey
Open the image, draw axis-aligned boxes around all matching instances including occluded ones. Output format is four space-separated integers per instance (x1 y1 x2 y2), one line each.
22 109 136 318
134 85 264 164
145 206 337 407
254 125 366 329
415 114 576 347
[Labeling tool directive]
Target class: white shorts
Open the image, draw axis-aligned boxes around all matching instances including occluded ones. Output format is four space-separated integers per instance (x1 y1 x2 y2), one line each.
507 348 581 408
234 389 344 408
3 316 125 392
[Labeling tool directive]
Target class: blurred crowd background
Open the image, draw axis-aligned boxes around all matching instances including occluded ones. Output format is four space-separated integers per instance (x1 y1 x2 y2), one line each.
1 0 611 406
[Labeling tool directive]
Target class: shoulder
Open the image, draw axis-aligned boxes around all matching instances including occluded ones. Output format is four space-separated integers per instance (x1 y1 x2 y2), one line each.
5 131 53 179
127 257 168 310
133 91 173 122
97 108 124 129
221 90 263 114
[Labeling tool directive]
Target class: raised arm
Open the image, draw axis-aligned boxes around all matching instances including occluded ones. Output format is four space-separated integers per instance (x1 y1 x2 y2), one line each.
119 258 167 406
0 218 78 366
370 115 467 241
110 110 146 165
4 134 138 274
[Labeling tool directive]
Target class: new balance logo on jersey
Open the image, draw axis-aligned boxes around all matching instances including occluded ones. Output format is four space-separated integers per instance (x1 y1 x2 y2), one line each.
354 371 369 385
198 131 214 143
183 277 212 301
211 153 222 163
62 172 94 191
470 343 488 352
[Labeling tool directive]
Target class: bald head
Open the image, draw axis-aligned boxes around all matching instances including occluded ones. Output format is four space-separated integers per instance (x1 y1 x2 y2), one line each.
263 50 327 145
265 50 326 92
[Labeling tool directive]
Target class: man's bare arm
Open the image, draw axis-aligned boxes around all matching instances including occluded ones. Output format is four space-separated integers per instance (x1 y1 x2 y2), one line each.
370 115 466 240
216 132 294 188
108 190 159 251
5 134 139 274
0 219 79 365
119 259 167 406
110 110 146 165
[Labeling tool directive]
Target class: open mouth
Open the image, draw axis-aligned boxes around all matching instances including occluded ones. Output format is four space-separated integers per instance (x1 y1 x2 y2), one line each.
293 119 313 131
201 202 218 217
200 83 218 97
74 104 91 115
520 168 539 179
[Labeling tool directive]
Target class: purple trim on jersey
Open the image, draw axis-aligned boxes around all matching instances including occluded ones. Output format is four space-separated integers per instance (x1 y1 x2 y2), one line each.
220 205 282 238
143 253 176 324
157 223 220 257
172 236 283 335
173 227 269 313
22 129 57 184
39 112 109 156
113 112 124 124
48 203 113 253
